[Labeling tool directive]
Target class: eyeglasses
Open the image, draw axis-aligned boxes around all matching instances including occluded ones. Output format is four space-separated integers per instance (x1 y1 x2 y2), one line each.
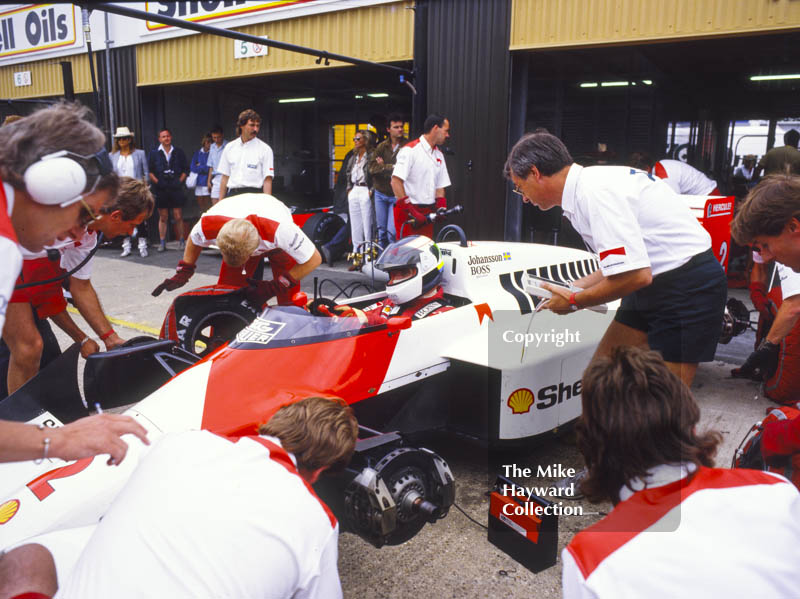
511 185 524 197
78 196 103 227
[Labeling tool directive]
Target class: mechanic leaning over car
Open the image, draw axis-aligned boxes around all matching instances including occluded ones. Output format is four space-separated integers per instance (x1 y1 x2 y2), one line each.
53 397 357 599
0 103 148 472
4 177 153 395
505 132 727 387
332 235 454 325
152 193 321 307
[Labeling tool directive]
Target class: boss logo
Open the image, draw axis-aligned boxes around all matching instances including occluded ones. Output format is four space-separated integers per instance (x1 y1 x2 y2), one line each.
471 265 490 275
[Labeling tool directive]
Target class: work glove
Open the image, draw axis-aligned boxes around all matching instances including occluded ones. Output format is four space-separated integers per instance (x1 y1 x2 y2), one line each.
403 198 428 228
244 273 300 307
152 260 196 296
731 339 780 380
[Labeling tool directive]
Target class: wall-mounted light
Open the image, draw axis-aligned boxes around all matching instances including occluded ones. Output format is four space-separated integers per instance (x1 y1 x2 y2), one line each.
367 93 389 98
642 80 652 85
354 94 364 99
750 74 800 81
580 82 598 88
600 81 629 87
278 97 316 103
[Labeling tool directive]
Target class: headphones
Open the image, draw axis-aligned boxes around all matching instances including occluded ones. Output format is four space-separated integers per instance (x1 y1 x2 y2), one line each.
23 148 113 207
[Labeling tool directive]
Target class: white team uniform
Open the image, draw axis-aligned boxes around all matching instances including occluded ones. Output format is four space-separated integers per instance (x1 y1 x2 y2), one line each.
652 159 718 195
21 229 97 281
0 182 22 334
217 137 274 190
562 464 800 599
777 262 800 300
561 164 711 276
207 139 227 199
189 194 316 265
393 136 451 205
58 431 342 599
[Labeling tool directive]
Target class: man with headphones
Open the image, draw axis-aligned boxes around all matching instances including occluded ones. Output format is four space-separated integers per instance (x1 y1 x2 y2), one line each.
333 235 453 326
4 178 154 395
0 103 148 465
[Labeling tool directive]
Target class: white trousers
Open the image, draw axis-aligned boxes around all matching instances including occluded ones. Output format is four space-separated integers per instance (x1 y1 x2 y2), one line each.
348 186 373 250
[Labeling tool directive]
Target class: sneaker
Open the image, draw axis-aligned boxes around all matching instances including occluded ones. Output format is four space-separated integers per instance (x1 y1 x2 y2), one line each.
139 246 149 258
120 246 131 257
553 467 587 500
157 240 167 252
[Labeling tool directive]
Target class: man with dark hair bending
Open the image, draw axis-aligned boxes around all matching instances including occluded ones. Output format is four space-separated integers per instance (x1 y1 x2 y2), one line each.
562 346 800 599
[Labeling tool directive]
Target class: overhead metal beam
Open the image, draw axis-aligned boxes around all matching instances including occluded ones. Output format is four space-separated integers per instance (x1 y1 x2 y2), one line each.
89 2 414 79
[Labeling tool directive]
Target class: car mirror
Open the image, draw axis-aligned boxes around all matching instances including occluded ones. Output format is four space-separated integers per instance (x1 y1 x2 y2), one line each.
386 316 412 331
291 291 308 307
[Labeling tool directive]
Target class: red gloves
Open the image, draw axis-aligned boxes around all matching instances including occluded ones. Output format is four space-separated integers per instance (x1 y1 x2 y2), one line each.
435 197 447 210
243 273 300 307
152 260 196 296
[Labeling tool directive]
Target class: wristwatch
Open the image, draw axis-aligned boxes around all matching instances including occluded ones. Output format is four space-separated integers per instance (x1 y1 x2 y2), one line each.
568 292 579 311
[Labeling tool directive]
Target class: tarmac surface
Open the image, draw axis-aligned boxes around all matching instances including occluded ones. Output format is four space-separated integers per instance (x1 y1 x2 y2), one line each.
49 242 770 599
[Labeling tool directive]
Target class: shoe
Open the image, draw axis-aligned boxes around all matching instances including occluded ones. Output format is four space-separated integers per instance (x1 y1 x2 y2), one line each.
553 467 587 500
157 240 167 252
139 246 149 258
178 239 186 250
321 246 333 266
348 263 359 272
120 246 131 257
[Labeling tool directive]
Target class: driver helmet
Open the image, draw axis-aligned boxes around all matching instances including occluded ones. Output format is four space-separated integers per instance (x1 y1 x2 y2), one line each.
376 235 444 305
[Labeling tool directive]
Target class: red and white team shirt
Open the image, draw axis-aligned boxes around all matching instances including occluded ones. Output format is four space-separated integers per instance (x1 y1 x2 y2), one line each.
562 464 800 599
561 165 711 276
777 262 800 300
217 136 275 189
393 136 451 205
0 182 21 334
189 194 316 265
59 431 342 599
358 287 453 325
21 228 98 281
651 159 718 196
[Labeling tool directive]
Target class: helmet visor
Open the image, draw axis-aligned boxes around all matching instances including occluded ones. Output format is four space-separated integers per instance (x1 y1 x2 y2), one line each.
376 241 424 270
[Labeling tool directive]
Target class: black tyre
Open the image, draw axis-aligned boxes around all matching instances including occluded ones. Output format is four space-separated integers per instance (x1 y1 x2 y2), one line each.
302 211 345 250
174 294 258 358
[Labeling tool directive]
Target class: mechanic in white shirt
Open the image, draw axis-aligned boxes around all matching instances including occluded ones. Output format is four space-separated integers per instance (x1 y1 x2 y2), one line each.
562 347 800 599
58 397 356 599
217 109 274 200
629 152 720 195
152 193 321 308
4 178 153 395
206 125 226 204
391 114 452 240
506 132 726 386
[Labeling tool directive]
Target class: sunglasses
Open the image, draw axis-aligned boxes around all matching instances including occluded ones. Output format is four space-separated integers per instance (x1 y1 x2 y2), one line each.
353 137 363 142
78 196 104 228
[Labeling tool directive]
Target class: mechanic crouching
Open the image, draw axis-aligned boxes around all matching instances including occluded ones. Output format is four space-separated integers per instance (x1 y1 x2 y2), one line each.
332 236 453 325
152 193 321 307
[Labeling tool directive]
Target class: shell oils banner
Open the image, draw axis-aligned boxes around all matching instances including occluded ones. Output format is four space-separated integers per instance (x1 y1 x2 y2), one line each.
144 0 323 31
0 4 81 60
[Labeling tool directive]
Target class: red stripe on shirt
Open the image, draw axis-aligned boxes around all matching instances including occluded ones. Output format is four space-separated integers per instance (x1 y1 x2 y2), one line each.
653 162 668 179
0 181 18 244
201 215 233 240
405 138 421 148
567 467 786 579
245 215 279 243
241 435 337 529
598 247 626 260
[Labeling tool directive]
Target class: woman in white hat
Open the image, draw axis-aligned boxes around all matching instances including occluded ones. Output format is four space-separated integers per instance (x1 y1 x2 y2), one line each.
111 126 150 257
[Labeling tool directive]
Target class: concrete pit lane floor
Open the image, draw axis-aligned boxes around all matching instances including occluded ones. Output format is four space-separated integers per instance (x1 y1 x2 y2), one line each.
48 244 767 599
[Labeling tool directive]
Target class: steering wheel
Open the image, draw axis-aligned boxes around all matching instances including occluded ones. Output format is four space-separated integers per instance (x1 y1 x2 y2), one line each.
307 297 338 317
435 224 468 247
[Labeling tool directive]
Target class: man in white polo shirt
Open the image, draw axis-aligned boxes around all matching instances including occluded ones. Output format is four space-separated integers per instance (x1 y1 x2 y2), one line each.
563 347 800 599
152 193 321 308
217 109 274 200
629 152 720 196
505 132 726 386
391 114 452 239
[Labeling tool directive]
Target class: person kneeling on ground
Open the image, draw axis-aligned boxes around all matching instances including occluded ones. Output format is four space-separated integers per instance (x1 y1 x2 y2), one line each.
562 346 800 599
332 236 453 325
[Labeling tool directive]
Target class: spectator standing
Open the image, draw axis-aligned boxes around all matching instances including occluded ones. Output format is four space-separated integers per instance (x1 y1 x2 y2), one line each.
190 133 213 213
320 148 354 266
148 128 188 252
391 114 452 240
369 114 408 247
733 154 757 183
755 129 800 177
562 347 800 599
346 130 374 268
218 109 274 200
111 126 150 258
207 125 227 204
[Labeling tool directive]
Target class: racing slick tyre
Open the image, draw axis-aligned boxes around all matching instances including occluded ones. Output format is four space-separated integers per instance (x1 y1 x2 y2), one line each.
302 211 344 251
175 295 258 358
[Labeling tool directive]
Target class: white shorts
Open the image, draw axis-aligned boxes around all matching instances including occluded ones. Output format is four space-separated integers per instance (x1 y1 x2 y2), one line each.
195 185 210 197
210 174 222 200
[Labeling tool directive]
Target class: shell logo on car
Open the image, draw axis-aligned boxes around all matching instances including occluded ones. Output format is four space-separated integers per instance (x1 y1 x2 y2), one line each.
507 388 534 414
0 499 19 524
